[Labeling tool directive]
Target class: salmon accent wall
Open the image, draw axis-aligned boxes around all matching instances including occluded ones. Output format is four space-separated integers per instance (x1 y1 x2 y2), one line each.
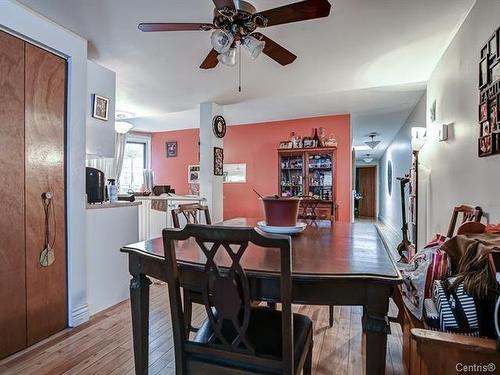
151 114 352 222
151 128 199 195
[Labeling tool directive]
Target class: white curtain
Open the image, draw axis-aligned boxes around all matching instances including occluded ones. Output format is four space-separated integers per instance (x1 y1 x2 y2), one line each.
86 133 127 183
113 132 127 182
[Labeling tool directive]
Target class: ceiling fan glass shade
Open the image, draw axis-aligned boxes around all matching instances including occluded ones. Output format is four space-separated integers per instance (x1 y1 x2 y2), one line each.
115 121 134 134
364 140 381 149
217 47 237 66
211 29 234 54
242 35 265 60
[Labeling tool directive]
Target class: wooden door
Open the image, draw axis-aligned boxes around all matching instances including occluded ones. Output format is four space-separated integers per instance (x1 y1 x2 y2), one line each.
25 43 67 345
0 31 27 358
358 166 376 218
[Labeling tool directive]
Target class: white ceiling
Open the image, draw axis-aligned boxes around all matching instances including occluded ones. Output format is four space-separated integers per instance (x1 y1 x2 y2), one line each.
18 0 473 160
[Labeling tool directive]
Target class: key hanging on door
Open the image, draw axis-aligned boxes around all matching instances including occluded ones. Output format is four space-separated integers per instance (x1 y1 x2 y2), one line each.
39 191 55 267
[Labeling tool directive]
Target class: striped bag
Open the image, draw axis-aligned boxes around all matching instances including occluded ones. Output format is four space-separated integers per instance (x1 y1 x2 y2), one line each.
424 249 450 298
432 277 480 336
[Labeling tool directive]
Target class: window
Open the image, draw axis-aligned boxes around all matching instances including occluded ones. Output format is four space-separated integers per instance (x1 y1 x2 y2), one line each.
119 135 151 193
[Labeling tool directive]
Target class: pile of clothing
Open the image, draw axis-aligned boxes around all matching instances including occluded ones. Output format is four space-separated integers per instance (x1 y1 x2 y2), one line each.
401 229 500 338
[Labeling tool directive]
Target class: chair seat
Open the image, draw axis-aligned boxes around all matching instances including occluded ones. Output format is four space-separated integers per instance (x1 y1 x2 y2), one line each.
192 306 312 373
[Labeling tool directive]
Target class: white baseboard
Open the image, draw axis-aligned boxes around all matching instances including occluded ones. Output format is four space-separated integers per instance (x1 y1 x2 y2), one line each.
70 304 90 327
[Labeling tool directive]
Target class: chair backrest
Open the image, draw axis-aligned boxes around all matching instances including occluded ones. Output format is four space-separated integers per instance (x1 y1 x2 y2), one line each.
447 205 483 238
162 224 294 374
171 203 211 228
297 195 320 219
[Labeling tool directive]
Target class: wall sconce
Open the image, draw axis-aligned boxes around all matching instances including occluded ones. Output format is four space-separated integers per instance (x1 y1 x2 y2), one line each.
438 123 449 142
411 127 427 152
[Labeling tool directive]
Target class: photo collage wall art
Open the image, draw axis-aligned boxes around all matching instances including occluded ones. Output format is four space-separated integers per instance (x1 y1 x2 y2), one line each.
478 26 500 157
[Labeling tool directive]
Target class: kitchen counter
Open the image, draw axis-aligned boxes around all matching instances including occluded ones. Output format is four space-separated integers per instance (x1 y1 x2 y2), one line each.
86 201 142 209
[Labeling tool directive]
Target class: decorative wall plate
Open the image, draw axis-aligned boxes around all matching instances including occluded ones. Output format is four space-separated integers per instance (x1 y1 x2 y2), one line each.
212 115 226 138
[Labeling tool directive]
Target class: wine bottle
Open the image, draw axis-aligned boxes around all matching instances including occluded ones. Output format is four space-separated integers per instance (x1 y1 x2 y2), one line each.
313 128 320 147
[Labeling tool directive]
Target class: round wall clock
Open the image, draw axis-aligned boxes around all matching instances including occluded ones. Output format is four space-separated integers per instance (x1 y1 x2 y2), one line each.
212 115 226 138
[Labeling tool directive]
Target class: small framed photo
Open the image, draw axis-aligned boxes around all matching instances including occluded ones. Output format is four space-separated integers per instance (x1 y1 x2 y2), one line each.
490 100 497 128
478 135 493 157
166 141 177 158
303 139 315 148
92 94 109 121
481 45 488 59
479 56 489 89
214 147 224 176
188 165 200 183
481 121 491 137
479 100 488 123
497 94 500 126
488 31 498 60
492 60 500 84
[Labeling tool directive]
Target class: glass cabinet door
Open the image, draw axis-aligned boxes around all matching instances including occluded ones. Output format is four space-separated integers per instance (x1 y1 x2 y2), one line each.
307 152 333 201
279 154 304 197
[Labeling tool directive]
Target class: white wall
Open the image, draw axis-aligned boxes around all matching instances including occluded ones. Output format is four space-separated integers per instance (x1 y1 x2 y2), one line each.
86 206 138 315
0 0 89 326
86 60 116 159
421 0 500 239
379 93 427 232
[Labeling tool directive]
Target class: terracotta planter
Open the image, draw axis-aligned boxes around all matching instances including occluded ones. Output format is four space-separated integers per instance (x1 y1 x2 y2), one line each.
261 197 301 226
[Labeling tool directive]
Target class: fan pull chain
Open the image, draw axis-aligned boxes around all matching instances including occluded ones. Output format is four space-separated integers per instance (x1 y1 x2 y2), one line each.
238 44 242 93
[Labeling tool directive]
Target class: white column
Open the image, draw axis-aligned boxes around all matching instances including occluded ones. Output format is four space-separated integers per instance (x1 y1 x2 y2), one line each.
199 102 224 223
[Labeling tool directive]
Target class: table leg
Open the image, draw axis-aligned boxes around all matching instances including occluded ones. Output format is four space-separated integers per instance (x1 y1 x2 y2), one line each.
130 272 152 375
363 287 391 375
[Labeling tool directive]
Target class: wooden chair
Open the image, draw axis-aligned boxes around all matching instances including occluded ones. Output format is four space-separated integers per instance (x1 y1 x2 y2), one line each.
171 203 212 334
171 203 211 229
297 196 320 220
162 224 314 375
446 205 483 238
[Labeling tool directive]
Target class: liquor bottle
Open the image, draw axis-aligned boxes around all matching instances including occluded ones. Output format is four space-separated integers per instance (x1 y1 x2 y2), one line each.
313 128 320 147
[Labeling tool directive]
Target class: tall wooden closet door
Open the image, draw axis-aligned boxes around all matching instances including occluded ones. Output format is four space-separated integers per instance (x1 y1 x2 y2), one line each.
0 31 27 358
25 43 67 345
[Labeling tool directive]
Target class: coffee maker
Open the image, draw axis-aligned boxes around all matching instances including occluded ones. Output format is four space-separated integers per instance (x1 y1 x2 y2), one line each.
86 167 106 204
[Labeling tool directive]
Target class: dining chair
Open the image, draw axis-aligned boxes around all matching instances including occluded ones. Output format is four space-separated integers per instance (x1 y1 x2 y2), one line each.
297 195 320 220
446 205 483 238
171 203 212 334
162 224 313 375
171 203 212 229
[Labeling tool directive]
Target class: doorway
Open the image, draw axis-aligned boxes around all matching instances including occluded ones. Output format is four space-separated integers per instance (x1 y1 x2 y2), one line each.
356 166 377 218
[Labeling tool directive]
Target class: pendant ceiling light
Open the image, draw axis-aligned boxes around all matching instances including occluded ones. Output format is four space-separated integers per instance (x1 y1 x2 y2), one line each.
363 154 373 163
364 133 381 149
242 35 265 60
210 29 234 54
115 121 134 134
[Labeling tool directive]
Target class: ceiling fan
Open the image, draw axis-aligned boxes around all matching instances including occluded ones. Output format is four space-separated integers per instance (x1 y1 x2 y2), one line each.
138 0 332 69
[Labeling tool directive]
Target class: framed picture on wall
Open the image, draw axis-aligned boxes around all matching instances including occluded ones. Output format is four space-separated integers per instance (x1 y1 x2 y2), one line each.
92 94 109 121
214 147 224 176
481 121 491 137
492 60 500 83
188 165 200 183
479 100 488 123
479 56 489 89
488 31 498 60
166 141 177 158
478 135 493 157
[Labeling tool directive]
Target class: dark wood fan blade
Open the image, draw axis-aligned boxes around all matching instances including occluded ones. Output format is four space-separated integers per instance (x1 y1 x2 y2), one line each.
256 0 331 27
200 49 219 69
138 23 213 32
252 33 297 66
212 0 235 10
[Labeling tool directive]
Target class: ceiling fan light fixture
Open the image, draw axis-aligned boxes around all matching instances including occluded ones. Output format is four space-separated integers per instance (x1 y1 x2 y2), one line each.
242 35 265 60
364 133 381 149
210 29 234 54
217 47 237 66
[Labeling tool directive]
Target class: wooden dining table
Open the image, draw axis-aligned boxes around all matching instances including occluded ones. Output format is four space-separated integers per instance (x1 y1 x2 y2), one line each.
121 218 402 375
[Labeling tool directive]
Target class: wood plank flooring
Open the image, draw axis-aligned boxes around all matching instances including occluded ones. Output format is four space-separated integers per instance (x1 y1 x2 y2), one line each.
0 282 404 374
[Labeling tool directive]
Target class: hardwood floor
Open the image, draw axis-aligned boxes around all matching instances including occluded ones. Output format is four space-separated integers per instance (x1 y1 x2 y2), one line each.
0 282 404 374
